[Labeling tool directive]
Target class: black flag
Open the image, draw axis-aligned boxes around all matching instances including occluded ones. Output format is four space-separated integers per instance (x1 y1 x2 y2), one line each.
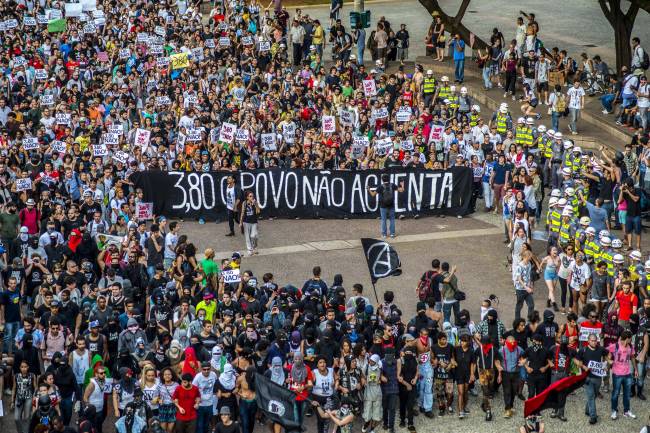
361 238 402 283
254 373 301 431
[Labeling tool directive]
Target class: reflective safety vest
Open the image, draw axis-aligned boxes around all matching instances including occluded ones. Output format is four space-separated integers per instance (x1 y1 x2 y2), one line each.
495 113 508 134
448 95 459 109
600 249 614 276
423 77 436 95
569 195 580 214
549 210 562 233
559 221 574 244
515 126 527 146
437 85 451 100
469 113 480 127
575 228 586 250
517 127 533 147
562 151 573 170
542 138 553 158
584 238 599 260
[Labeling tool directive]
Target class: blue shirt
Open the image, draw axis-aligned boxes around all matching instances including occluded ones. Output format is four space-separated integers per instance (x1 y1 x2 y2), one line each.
586 201 608 233
450 39 465 61
483 161 496 183
492 162 511 185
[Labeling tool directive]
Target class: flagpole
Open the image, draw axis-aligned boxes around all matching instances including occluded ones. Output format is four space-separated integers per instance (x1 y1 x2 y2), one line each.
371 280 379 303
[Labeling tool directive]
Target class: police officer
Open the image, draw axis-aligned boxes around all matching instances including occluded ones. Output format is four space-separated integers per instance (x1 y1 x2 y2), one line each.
422 69 436 107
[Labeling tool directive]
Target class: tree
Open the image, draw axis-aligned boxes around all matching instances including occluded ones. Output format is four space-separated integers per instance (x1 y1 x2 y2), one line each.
417 0 489 50
599 0 639 72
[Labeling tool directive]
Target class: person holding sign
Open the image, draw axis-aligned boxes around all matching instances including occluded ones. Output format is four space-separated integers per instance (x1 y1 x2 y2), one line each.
367 174 405 239
239 191 261 256
607 330 638 421
576 333 611 425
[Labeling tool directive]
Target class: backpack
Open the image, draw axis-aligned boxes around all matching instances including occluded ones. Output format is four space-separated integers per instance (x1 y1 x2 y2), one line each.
555 93 567 113
638 47 650 70
380 183 394 208
417 270 437 301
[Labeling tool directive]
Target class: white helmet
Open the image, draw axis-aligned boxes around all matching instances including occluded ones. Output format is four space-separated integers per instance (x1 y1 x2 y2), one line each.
573 146 582 154
585 227 596 235
557 198 568 206
499 106 508 114
613 253 625 264
561 167 572 176
630 250 643 261
526 117 535 125
441 75 449 82
471 104 480 112
450 85 457 92
517 117 526 123
554 132 563 139
550 189 561 198
547 129 556 136
600 236 612 246
565 187 575 196
612 239 623 249
563 140 574 149
461 86 468 94
426 69 433 75
579 216 591 226
549 197 559 206
562 208 573 217
538 125 547 133
644 260 650 270
599 230 610 239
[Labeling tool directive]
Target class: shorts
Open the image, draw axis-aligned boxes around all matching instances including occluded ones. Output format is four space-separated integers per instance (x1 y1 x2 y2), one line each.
537 81 549 92
530 98 538 108
544 269 557 281
158 403 176 423
589 296 608 303
625 215 642 235
618 210 627 225
454 369 471 384
363 398 382 422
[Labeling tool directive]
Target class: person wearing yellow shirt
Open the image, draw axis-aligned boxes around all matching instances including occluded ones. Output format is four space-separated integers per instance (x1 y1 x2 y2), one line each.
195 292 218 323
311 19 325 56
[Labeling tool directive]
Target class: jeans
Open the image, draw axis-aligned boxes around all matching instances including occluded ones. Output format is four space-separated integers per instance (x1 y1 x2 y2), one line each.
454 58 465 82
239 399 257 433
382 393 398 429
357 43 365 66
569 108 580 132
482 67 492 88
442 301 460 324
14 397 33 433
636 359 646 392
2 321 19 354
611 374 633 412
640 106 649 131
617 93 636 121
196 405 213 433
514 290 535 321
551 111 560 132
295 400 306 428
482 181 494 209
418 361 434 412
601 93 615 112
584 376 601 419
243 222 258 253
380 207 396 237
60 395 73 426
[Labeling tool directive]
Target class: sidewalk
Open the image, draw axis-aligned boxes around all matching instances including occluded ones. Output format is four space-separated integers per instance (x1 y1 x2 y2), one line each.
413 56 632 152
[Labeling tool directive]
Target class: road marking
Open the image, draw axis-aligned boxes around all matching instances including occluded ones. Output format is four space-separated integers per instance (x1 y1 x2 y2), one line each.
212 227 502 259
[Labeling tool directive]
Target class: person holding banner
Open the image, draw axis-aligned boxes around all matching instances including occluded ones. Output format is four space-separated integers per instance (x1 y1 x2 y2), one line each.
368 174 405 239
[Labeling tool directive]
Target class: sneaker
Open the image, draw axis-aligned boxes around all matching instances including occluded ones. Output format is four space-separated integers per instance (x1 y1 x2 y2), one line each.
399 421 406 428
589 417 597 425
486 410 493 421
425 411 435 418
638 392 646 400
503 409 512 419
550 410 557 418
572 131 578 135
624 411 637 419
503 93 508 98
362 426 368 433
458 412 465 419
448 407 454 414
611 410 617 420
407 426 416 432
602 109 609 114
225 232 235 237
198 218 205 224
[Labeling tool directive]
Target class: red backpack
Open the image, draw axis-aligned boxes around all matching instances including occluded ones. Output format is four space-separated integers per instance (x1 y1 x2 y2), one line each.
417 271 437 301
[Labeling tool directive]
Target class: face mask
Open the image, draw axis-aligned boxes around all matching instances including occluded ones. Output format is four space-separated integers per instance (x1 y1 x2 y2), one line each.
20 234 28 242
246 331 256 340
339 406 350 416
128 325 139 334
47 227 54 233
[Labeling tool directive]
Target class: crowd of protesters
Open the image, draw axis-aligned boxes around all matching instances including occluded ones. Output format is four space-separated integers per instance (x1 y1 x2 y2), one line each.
1 1 650 433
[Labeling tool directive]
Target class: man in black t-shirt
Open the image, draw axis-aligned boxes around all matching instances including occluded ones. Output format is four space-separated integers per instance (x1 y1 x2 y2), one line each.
368 174 405 238
576 333 610 424
622 179 643 250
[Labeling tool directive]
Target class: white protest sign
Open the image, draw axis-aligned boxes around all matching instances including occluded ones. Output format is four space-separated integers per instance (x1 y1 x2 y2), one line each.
363 79 377 97
191 48 203 62
91 9 104 17
56 113 71 125
149 45 164 55
205 39 215 49
587 360 607 377
134 128 151 147
81 0 97 11
102 133 119 146
579 327 601 342
107 124 123 135
218 37 231 47
352 135 369 159
241 36 254 46
136 202 154 220
51 141 67 154
118 48 130 59
154 25 165 36
3 19 18 30
48 9 63 19
374 138 393 156
429 125 444 143
321 115 336 133
93 144 108 156
339 109 353 126
157 57 170 68
401 139 414 151
37 15 48 24
40 94 55 106
13 57 27 67
22 137 40 150
259 40 270 52
156 96 171 106
374 107 389 119
35 69 48 80
261 133 277 151
15 178 33 192
112 150 129 164
219 122 237 143
235 129 249 142
65 3 83 17
396 107 412 122
23 17 37 27
222 269 241 283
186 129 202 142
136 32 148 43
83 23 96 34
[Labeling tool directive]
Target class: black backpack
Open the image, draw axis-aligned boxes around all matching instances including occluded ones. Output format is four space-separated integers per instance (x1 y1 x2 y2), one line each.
380 183 394 208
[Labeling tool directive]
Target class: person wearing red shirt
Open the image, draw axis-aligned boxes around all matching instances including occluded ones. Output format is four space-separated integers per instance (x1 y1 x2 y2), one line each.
579 309 604 347
287 353 314 427
173 373 201 433
615 281 638 327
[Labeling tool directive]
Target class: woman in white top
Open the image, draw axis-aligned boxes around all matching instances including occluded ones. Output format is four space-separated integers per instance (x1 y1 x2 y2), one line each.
141 365 162 416
70 338 91 389
312 356 338 433
557 244 575 313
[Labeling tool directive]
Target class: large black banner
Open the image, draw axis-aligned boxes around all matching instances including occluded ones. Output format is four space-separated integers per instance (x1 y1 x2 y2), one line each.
130 167 472 219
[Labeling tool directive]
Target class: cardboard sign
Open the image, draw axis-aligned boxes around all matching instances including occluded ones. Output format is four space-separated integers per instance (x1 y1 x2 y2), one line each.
352 135 369 159
374 107 389 119
156 96 171 106
186 129 202 142
191 47 203 62
81 0 97 11
170 52 189 70
13 56 28 67
35 69 48 80
401 139 414 151
396 107 412 122
23 17 37 27
261 133 276 151
322 115 336 133
15 178 33 192
149 45 164 55
134 128 151 147
49 9 63 20
83 23 96 34
118 48 130 59
154 25 165 37
235 128 249 142
79 13 89 22
112 150 129 164
107 124 123 135
93 144 108 156
218 37 231 47
136 32 148 43
102 133 119 145
157 57 170 68
587 360 607 377
339 109 353 126
241 36 254 46
282 123 295 142
363 79 377 97
219 122 237 143
40 94 55 106
222 269 241 283
37 15 48 24
374 138 393 156
205 39 215 49
23 137 40 150
56 113 71 125
51 141 67 154
259 40 270 52
429 125 443 143
3 19 19 30
136 202 154 220
64 3 83 17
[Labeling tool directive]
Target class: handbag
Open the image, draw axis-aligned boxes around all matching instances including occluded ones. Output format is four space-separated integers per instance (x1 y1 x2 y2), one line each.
530 266 540 282
454 290 466 301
